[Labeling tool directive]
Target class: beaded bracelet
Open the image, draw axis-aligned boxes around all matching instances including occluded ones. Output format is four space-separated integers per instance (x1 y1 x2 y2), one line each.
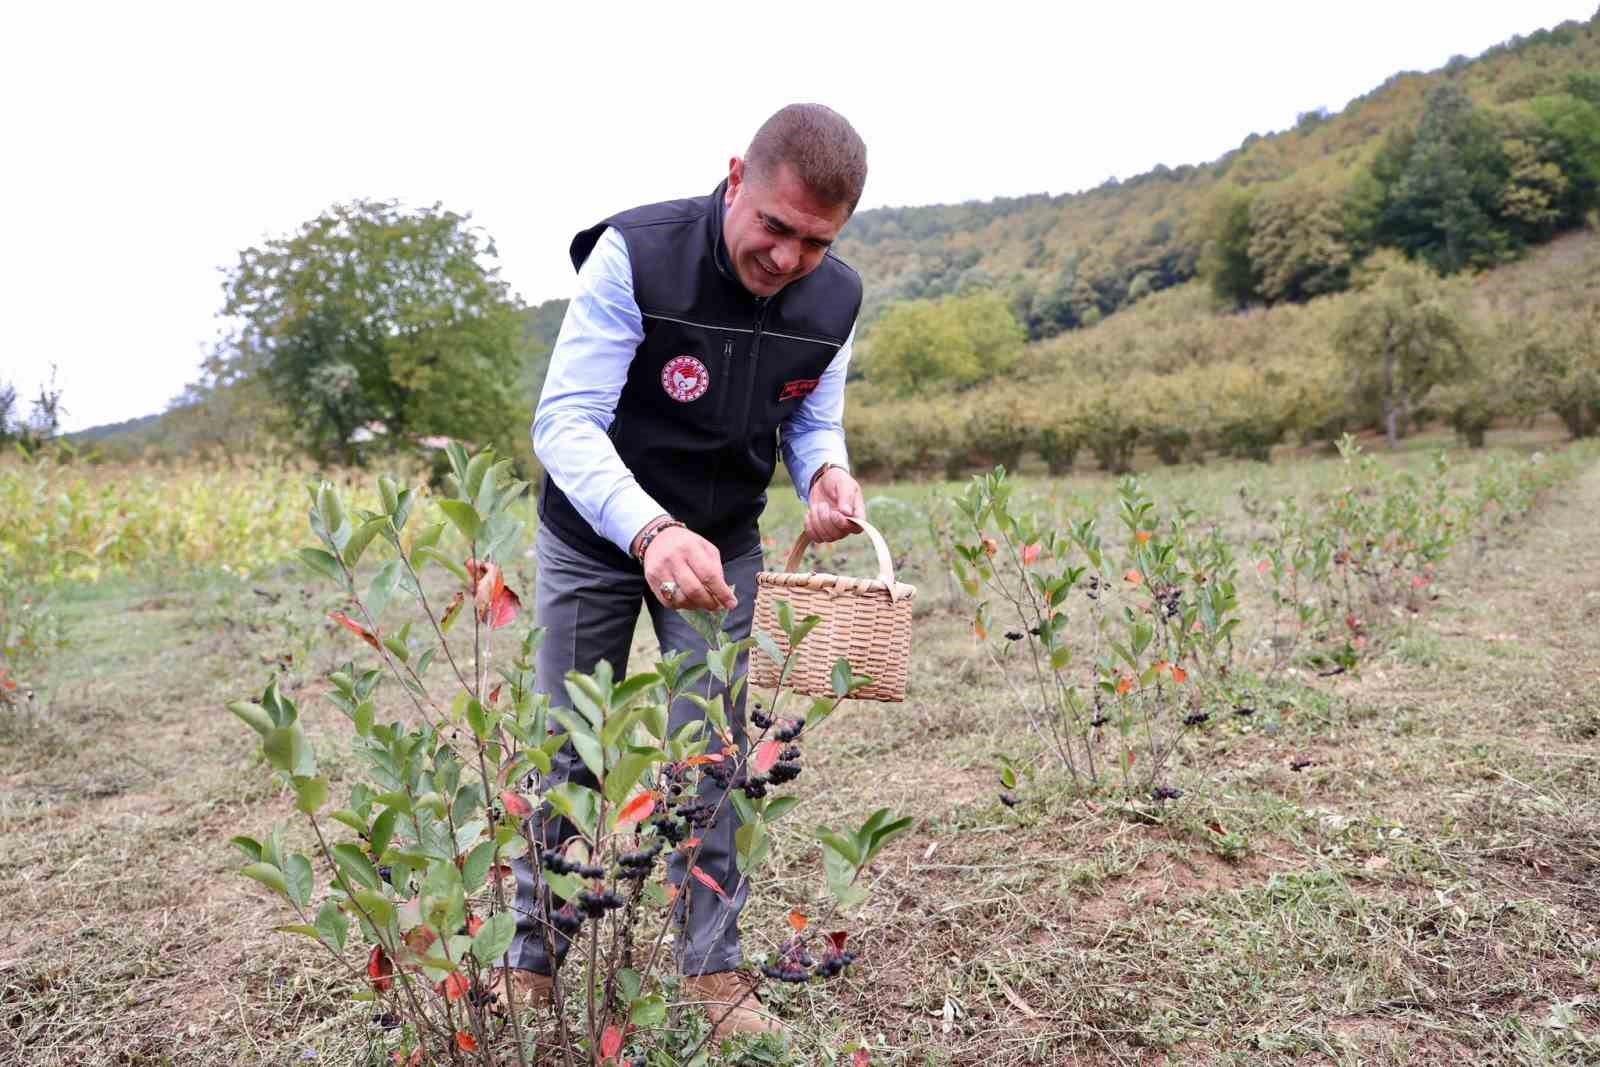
632 518 686 563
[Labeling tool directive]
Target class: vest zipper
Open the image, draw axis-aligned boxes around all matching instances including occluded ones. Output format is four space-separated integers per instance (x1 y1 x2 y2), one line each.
706 337 736 518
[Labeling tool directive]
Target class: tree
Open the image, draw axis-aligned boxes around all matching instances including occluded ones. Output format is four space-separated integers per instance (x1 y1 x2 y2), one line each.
1373 86 1513 273
1198 186 1258 307
862 290 1025 395
217 200 527 465
1334 251 1472 447
1247 179 1355 304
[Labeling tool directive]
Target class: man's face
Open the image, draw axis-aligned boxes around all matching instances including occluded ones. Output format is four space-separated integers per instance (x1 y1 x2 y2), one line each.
722 157 851 298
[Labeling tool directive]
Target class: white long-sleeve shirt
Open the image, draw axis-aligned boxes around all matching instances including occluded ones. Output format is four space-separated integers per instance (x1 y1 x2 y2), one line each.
532 225 854 555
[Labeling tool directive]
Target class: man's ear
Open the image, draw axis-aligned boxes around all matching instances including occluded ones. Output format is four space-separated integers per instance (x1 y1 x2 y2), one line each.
725 157 744 204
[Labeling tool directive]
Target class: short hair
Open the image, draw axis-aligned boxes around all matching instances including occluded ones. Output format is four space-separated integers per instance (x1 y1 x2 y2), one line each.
745 104 868 215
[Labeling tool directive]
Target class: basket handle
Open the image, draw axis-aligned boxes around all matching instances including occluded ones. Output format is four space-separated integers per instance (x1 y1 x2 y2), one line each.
781 516 902 601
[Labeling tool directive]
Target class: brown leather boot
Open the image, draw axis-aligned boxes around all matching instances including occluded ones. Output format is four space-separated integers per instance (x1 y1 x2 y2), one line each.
490 968 553 1010
682 970 781 1040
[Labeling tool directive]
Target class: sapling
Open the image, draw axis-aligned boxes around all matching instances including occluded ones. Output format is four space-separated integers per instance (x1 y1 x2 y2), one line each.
225 446 906 1065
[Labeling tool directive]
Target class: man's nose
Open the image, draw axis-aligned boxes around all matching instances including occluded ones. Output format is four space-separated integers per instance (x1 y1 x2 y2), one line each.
770 239 799 272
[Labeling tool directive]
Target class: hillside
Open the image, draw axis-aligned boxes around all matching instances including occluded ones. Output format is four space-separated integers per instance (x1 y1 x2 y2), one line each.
836 13 1600 331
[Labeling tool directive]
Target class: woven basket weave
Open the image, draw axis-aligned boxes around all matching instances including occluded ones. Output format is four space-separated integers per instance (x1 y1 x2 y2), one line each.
751 517 915 702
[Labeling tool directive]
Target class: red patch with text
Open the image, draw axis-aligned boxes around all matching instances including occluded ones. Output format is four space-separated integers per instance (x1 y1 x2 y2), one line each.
778 377 821 402
661 355 710 403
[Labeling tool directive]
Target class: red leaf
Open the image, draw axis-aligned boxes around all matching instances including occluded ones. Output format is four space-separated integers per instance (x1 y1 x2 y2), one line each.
501 790 534 819
616 790 658 830
1123 569 1143 586
1134 530 1152 545
1021 542 1042 566
683 753 725 767
680 838 703 850
439 971 469 1001
752 740 782 776
981 537 999 558
455 1030 478 1052
788 909 808 933
440 590 464 630
403 925 437 957
600 1025 623 1059
330 610 382 651
1171 666 1189 684
853 1052 871 1067
468 558 522 631
1115 674 1136 696
827 930 849 955
367 945 394 991
690 865 730 900
488 683 503 706
465 914 484 936
0 667 15 692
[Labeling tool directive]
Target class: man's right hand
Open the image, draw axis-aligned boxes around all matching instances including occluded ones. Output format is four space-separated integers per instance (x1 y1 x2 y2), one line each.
641 525 738 612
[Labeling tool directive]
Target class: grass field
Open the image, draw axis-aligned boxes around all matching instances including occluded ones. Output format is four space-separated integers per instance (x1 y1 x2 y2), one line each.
3 431 1598 1066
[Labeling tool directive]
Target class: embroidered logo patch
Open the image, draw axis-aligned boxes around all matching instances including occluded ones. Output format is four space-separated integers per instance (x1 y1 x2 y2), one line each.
778 377 821 402
661 355 710 403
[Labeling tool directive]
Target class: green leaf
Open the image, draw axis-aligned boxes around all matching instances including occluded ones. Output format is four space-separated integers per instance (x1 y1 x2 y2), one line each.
438 500 482 543
604 750 655 807
831 659 853 697
462 840 496 893
763 796 801 823
263 725 316 777
331 843 383 892
630 994 667 1028
470 911 516 966
462 451 492 502
352 889 395 928
226 700 274 738
274 923 324 942
815 828 862 866
283 853 313 909
292 776 329 815
345 517 388 569
228 835 262 862
353 700 375 737
549 707 603 780
369 807 399 858
297 547 344 584
544 782 600 838
241 862 288 897
314 900 349 951
366 559 404 620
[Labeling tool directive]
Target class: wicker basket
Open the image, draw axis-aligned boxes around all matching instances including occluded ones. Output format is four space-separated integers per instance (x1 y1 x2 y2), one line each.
751 517 915 702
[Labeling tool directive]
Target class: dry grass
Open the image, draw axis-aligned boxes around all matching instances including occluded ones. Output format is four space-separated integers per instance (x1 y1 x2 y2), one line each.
3 443 1598 1065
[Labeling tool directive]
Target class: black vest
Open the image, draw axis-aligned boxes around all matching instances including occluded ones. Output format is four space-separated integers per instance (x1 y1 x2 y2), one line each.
538 181 863 569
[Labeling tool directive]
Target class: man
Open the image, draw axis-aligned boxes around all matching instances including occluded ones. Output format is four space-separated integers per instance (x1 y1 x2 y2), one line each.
505 103 869 1039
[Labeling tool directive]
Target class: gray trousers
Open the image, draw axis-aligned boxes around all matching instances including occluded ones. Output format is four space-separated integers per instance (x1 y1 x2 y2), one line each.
509 526 762 977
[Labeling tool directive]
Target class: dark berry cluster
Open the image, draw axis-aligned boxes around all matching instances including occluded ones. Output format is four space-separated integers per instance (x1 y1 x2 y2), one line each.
814 950 856 979
1004 630 1025 642
1233 704 1256 717
1084 575 1103 600
650 814 687 845
741 776 768 799
1290 758 1315 772
1158 588 1183 619
774 718 804 742
676 799 716 828
577 888 626 917
751 706 774 730
1090 715 1109 728
767 760 802 785
542 848 604 880
551 904 583 937
616 842 663 880
998 790 1020 808
1183 711 1210 727
1151 785 1183 802
761 937 855 983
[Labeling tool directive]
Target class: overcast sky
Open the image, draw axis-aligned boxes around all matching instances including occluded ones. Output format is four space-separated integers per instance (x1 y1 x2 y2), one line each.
3 1 1592 432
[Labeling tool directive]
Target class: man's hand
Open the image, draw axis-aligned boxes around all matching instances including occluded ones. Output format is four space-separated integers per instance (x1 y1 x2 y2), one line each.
641 525 738 611
805 466 864 544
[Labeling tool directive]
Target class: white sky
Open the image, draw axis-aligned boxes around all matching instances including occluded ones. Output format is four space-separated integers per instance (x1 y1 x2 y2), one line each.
2 1 1592 432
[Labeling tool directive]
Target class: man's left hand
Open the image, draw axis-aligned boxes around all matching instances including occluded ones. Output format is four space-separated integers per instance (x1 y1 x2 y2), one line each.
805 466 864 544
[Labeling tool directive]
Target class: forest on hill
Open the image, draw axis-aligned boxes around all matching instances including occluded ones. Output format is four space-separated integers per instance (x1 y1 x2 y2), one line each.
36 10 1600 474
